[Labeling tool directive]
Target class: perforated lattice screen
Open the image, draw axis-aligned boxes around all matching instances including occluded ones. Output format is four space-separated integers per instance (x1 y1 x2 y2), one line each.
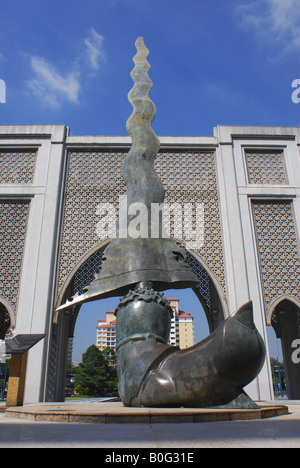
252 201 300 314
245 151 287 185
0 150 37 184
0 201 30 313
186 252 211 312
57 150 226 302
73 250 104 295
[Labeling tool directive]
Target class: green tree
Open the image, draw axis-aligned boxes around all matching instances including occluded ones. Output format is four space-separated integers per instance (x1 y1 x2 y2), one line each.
74 345 118 396
0 357 10 398
102 346 117 367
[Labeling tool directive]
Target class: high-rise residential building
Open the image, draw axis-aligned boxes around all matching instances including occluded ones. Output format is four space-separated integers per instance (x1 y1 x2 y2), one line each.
168 298 194 349
96 298 194 352
96 310 116 351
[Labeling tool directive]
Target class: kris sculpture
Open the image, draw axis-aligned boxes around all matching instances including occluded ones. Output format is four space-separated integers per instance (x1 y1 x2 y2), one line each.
57 37 265 408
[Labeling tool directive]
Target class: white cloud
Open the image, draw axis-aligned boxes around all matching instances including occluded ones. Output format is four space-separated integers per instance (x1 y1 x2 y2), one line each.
236 0 300 56
84 28 105 70
27 28 105 108
28 56 80 108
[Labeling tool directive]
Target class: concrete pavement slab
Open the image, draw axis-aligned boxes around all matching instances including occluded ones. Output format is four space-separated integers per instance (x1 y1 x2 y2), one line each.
0 401 299 448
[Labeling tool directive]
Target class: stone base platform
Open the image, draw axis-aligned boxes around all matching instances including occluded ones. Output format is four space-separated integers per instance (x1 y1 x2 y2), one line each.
4 402 289 424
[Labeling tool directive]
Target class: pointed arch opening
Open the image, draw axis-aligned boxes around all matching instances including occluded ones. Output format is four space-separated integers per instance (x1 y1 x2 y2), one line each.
270 298 300 399
57 243 228 340
50 242 228 401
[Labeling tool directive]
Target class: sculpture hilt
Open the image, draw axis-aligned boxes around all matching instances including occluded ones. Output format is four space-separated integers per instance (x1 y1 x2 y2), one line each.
115 287 265 408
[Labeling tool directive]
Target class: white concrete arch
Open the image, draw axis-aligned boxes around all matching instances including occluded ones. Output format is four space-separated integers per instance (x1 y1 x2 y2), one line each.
267 294 300 325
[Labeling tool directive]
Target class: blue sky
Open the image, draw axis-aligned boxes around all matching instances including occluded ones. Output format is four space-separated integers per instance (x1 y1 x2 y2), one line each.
75 288 211 365
1 0 300 136
1 0 292 362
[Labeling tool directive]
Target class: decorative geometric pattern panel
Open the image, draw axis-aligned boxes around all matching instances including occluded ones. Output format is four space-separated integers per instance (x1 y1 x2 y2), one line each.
186 252 211 312
56 151 126 296
245 151 287 185
0 201 30 314
155 151 225 294
0 150 37 184
252 201 300 314
73 249 104 296
56 150 226 301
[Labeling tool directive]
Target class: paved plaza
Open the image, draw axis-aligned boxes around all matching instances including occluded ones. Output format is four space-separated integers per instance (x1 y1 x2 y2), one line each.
0 400 299 448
